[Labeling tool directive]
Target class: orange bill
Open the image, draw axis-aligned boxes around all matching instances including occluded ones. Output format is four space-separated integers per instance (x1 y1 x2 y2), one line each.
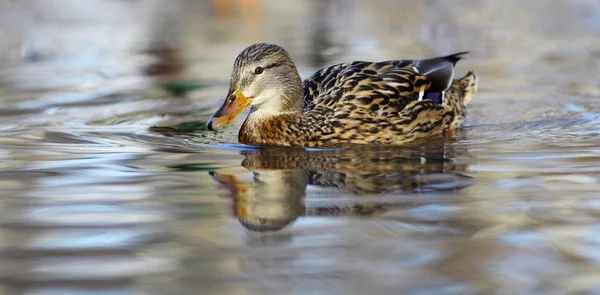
207 87 251 130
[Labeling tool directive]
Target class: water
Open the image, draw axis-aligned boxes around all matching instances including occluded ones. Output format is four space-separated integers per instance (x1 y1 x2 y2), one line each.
1 0 600 294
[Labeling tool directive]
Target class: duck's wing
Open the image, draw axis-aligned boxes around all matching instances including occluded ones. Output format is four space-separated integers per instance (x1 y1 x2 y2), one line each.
302 52 468 112
302 62 352 108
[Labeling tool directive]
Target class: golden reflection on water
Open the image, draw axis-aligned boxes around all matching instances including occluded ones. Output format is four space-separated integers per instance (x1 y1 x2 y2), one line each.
211 143 473 232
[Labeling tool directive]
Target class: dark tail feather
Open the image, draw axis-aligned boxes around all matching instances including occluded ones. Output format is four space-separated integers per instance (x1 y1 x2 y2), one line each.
442 52 469 65
414 52 467 93
459 71 477 106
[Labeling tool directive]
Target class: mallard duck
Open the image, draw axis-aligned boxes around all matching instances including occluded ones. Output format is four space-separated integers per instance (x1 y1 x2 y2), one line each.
207 43 478 147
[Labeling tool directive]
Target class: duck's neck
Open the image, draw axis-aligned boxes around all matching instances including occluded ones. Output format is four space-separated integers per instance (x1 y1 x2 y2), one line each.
250 69 304 116
247 94 303 119
239 72 304 146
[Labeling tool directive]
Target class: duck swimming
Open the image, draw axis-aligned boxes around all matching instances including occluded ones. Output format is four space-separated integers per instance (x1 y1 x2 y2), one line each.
207 43 477 147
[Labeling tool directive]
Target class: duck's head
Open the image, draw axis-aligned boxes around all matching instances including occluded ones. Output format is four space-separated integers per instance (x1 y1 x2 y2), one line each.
207 43 303 130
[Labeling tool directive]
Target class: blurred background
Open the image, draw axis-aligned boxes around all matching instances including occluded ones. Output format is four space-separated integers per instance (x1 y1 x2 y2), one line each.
1 0 600 294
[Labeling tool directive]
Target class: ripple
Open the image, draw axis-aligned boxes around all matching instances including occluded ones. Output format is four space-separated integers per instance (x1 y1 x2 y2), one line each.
1 0 600 294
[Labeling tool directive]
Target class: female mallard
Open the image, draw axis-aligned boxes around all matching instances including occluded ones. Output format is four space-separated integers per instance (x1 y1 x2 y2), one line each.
207 43 477 147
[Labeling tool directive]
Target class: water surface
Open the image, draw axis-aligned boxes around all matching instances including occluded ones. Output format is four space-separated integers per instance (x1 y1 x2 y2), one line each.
1 0 600 294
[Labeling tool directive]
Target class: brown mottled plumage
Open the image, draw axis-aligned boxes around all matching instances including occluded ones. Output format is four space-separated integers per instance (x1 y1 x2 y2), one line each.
207 43 478 147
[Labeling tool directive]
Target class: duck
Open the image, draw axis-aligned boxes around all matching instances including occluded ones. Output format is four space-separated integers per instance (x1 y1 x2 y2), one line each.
207 43 478 147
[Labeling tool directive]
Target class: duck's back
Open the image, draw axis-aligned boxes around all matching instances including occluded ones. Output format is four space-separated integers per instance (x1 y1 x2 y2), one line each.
293 53 477 145
303 60 414 114
302 52 469 112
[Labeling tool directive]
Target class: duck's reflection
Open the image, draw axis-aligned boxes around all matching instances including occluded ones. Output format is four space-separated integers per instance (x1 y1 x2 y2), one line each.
211 168 307 232
211 143 472 232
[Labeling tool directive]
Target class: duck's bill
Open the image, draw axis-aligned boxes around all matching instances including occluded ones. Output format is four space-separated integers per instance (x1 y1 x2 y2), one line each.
207 87 251 130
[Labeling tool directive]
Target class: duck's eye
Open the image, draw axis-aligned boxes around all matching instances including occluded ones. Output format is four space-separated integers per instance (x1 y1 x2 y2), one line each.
254 66 264 75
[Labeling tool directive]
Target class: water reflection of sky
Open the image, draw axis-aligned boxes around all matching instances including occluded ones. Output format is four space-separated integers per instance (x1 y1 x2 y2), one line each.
1 0 600 294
